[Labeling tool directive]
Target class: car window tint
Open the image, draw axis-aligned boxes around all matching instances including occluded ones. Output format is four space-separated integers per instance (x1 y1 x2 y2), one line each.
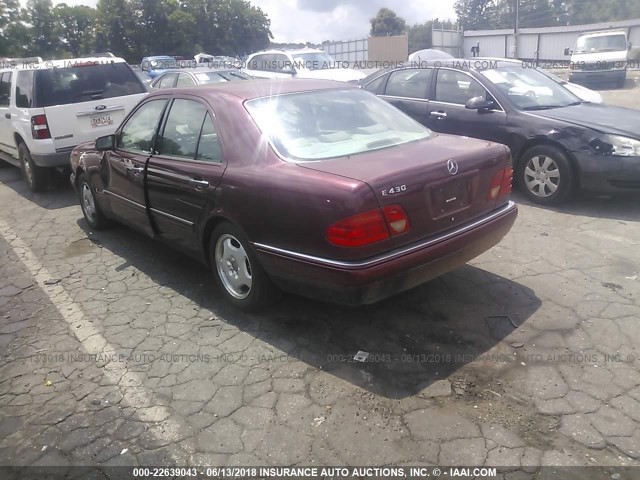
272 54 291 73
385 69 431 99
15 70 34 108
248 54 267 71
363 74 387 95
0 72 12 106
176 74 195 87
159 99 207 159
118 99 167 153
435 69 487 104
33 63 145 107
196 114 223 163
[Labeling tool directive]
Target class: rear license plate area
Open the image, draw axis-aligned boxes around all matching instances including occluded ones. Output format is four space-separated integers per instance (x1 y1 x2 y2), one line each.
431 179 471 218
90 115 113 128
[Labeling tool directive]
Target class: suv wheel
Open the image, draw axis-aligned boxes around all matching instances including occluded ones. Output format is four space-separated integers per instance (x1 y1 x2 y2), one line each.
517 145 574 205
19 143 48 192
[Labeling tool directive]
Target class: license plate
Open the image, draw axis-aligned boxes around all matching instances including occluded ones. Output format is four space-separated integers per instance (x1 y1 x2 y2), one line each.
431 179 471 218
90 115 113 128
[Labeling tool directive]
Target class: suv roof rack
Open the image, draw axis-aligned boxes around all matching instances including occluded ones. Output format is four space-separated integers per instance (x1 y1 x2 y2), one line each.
4 56 44 64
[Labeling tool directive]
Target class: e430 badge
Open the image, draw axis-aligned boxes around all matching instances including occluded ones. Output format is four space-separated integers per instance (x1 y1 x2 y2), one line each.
381 184 407 196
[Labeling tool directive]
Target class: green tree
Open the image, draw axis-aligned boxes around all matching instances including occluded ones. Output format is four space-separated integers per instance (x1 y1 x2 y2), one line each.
370 7 406 36
27 0 57 57
0 0 24 56
94 0 136 60
54 3 96 57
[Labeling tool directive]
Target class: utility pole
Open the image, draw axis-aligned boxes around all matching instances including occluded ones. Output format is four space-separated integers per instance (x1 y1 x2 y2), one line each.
514 0 519 58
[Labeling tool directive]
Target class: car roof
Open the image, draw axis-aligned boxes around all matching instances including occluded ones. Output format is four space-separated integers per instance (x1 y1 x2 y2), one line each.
148 78 357 101
156 68 242 75
249 48 324 57
580 30 626 38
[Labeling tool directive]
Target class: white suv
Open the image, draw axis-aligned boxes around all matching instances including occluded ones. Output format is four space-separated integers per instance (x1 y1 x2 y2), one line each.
0 56 148 191
243 48 366 82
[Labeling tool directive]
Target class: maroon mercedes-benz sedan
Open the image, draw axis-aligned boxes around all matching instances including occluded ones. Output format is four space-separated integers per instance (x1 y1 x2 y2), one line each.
69 79 517 309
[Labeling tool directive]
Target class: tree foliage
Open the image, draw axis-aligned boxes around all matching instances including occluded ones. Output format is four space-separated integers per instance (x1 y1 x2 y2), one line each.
370 8 406 36
0 0 272 62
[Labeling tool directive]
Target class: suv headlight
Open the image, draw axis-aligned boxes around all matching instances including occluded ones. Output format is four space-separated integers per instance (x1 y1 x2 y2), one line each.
590 135 640 156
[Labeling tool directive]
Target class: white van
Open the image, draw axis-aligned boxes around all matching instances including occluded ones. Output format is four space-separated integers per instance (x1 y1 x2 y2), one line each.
0 56 148 191
565 30 630 88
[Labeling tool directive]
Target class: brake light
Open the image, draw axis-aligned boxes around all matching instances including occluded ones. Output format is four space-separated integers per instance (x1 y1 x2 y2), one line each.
500 166 513 198
487 167 513 200
327 205 411 247
383 205 410 235
31 114 51 140
327 209 388 247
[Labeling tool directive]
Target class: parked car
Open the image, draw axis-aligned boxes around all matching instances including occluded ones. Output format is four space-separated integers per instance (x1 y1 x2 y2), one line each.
0 56 148 191
408 49 454 62
70 79 517 309
140 55 184 78
361 60 640 204
565 30 630 88
150 68 252 88
243 48 366 82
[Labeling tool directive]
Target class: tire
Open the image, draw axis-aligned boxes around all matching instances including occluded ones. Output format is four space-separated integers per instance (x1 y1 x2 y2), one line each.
77 172 110 230
210 222 280 310
517 145 574 205
19 143 49 192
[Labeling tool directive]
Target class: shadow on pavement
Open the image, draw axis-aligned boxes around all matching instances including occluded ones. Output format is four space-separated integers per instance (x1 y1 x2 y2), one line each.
510 189 640 222
77 218 541 400
0 164 77 210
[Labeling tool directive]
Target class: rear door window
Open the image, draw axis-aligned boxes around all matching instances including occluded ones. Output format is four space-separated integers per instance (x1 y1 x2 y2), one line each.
34 62 146 107
176 74 195 87
385 69 432 99
0 72 12 106
158 99 208 159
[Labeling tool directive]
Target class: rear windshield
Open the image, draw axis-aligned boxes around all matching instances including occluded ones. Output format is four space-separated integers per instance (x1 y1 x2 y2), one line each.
245 89 433 161
34 63 146 107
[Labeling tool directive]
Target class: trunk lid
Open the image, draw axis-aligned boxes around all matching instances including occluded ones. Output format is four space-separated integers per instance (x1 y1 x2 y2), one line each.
299 133 512 248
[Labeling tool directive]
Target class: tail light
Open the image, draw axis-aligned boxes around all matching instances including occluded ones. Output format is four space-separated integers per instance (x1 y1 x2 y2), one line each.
487 167 513 200
327 205 410 247
31 114 51 140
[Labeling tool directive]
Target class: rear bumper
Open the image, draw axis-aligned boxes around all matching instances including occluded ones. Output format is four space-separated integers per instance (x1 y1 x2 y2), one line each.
254 201 518 306
31 147 74 167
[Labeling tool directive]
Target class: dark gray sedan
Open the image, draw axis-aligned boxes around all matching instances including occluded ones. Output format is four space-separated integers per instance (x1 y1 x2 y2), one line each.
361 60 640 205
150 68 252 89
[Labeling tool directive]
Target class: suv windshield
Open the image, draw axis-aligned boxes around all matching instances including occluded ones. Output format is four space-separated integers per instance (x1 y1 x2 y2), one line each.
34 63 145 107
291 52 337 70
480 66 580 110
576 34 627 53
246 89 433 161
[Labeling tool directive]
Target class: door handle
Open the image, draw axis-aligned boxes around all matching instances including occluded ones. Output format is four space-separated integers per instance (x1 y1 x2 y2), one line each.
430 111 447 118
126 165 144 174
4 113 10 119
189 178 209 189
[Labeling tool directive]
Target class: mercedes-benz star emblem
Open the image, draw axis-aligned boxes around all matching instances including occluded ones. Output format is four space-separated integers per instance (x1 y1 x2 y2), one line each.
446 159 459 175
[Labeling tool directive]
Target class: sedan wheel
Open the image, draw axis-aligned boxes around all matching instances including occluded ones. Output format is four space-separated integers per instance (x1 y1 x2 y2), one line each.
518 145 574 205
210 222 280 310
215 233 253 300
77 173 110 230
524 155 560 198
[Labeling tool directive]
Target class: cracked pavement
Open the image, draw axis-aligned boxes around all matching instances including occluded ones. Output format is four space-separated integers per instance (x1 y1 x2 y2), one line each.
0 152 639 477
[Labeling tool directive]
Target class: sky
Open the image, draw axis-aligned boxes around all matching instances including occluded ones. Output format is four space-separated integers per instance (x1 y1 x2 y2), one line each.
50 0 458 44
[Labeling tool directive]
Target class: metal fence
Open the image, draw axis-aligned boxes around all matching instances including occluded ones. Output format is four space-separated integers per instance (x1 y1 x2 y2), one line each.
463 18 640 61
432 28 463 58
321 38 368 62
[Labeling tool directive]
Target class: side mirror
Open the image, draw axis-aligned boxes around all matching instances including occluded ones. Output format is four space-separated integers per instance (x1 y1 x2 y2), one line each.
95 134 116 151
465 96 495 110
564 47 572 56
